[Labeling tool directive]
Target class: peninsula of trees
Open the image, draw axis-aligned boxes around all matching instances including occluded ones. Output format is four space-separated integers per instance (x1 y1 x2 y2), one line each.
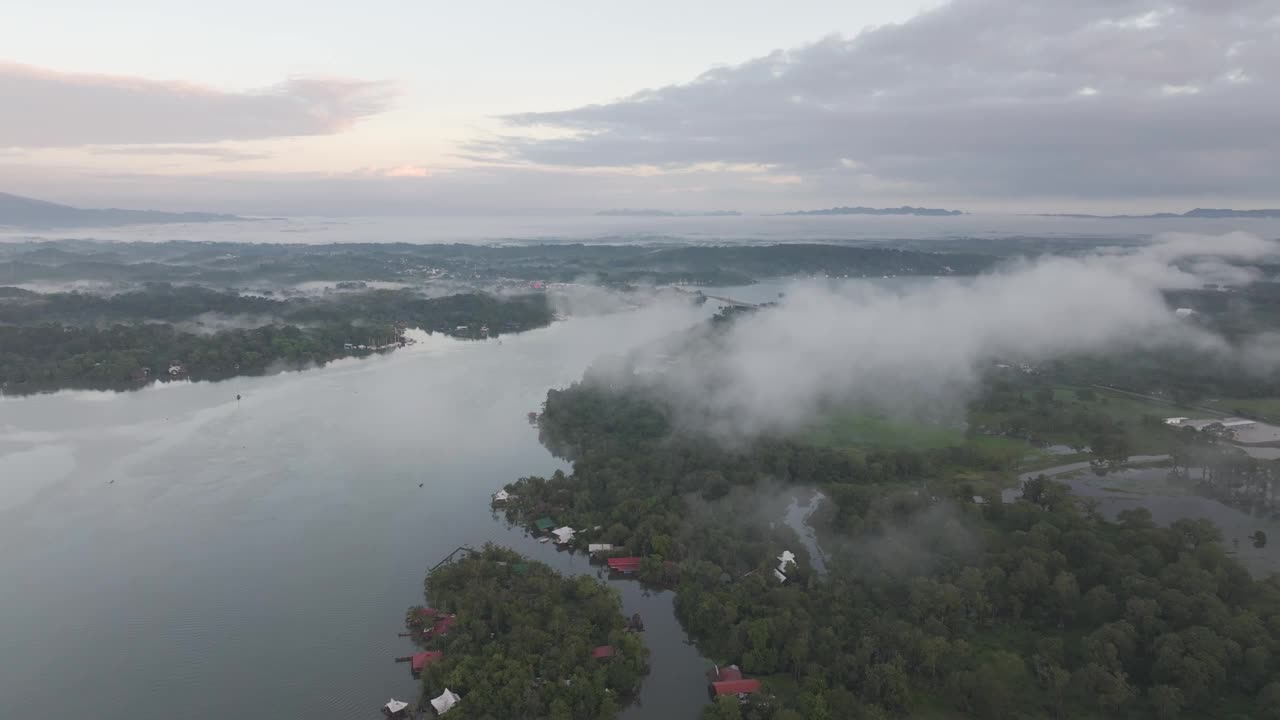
0 285 551 394
410 545 649 719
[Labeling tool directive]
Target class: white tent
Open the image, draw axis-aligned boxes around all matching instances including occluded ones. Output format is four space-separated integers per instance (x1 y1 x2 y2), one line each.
552 526 576 544
384 699 409 715
431 688 461 715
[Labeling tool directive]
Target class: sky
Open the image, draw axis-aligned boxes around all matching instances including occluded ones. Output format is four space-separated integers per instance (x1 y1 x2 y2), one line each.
1 0 1277 215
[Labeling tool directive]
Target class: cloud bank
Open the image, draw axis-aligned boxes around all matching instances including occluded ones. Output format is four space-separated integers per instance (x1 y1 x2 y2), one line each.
492 0 1280 200
0 62 395 148
636 232 1280 438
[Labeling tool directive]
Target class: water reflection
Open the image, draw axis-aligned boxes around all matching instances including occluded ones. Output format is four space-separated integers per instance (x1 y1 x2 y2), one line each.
0 300 709 720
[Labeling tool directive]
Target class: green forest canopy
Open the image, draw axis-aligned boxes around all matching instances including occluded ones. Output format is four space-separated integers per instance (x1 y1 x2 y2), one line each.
501 374 1280 720
413 545 649 720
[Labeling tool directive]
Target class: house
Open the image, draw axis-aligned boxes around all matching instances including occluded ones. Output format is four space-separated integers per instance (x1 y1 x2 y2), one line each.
775 550 797 582
411 651 444 676
432 615 457 636
588 543 614 554
1164 417 1189 426
713 679 762 697
1174 307 1197 318
709 665 761 697
492 489 510 503
382 699 410 718
972 495 989 506
343 343 354 351
591 645 616 659
430 688 461 716
168 363 185 376
607 557 643 574
551 527 576 544
534 517 555 532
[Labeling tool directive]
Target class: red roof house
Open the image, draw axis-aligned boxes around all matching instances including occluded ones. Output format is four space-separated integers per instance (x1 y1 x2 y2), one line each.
606 557 643 574
411 651 444 675
591 645 616 659
712 679 761 696
432 615 458 636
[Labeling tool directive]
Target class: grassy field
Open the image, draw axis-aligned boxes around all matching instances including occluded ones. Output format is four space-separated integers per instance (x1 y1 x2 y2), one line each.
806 413 967 450
1203 396 1280 423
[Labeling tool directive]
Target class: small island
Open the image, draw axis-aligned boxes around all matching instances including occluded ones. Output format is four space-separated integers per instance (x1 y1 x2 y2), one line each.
403 545 649 719
779 205 964 217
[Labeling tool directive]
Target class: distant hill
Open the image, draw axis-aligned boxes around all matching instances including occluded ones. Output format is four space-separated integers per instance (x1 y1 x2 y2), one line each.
1039 208 1280 220
780 205 964 217
594 209 742 217
0 192 244 228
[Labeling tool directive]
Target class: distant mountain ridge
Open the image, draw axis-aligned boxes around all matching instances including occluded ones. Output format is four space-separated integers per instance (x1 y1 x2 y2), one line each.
779 205 965 217
1039 208 1280 219
0 192 244 228
594 209 741 217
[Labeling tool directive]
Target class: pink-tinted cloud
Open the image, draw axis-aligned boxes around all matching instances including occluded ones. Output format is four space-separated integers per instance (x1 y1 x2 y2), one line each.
382 165 431 178
0 62 396 148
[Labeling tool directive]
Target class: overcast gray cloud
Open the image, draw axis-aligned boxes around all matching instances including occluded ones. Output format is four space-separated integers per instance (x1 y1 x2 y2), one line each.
491 0 1280 200
0 63 395 147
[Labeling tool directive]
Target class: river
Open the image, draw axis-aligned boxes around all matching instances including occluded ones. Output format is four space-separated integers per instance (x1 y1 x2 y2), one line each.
0 300 713 720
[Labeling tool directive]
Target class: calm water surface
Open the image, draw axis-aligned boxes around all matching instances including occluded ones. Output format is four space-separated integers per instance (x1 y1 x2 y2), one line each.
0 302 711 720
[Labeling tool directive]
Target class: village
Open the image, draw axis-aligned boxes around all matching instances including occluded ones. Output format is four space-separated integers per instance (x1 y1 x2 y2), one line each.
374 484 797 719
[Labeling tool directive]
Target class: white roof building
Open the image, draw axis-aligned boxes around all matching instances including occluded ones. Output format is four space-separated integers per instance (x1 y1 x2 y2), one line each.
492 489 510 502
588 543 614 553
431 689 461 715
552 527 576 544
1165 417 1189 426
384 699 409 715
1174 307 1197 318
773 568 788 583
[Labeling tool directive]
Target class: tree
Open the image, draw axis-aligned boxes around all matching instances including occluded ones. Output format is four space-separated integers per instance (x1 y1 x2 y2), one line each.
1149 684 1185 720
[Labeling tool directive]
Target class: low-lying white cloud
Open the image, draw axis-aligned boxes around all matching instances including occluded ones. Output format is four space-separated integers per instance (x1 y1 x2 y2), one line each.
644 232 1279 438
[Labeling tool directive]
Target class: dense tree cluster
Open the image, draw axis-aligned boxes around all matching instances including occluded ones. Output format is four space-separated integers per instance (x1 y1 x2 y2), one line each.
413 545 648 720
502 375 1280 719
0 288 551 394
